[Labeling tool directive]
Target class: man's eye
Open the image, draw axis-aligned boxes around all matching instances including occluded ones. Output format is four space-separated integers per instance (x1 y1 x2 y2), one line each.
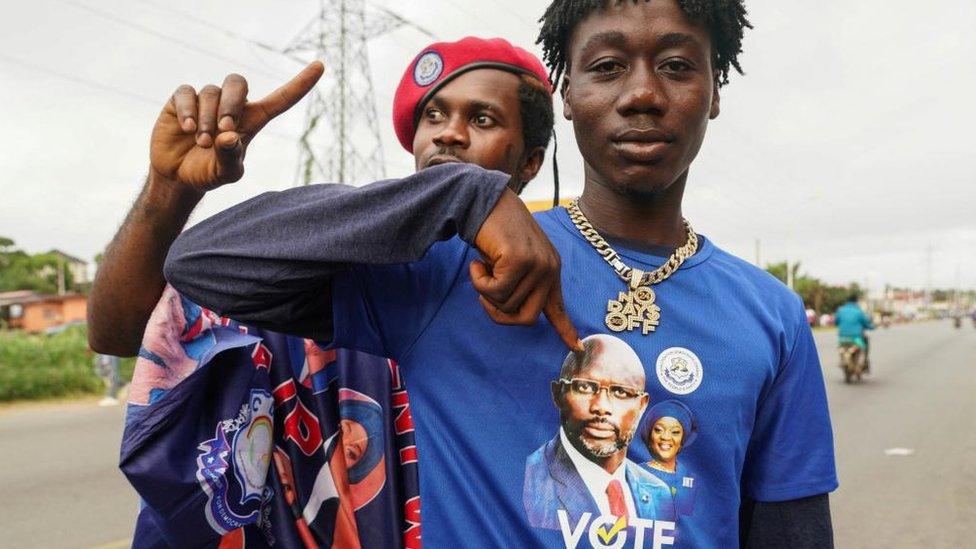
611 386 636 399
573 381 596 394
660 59 692 73
425 108 445 122
473 114 495 127
591 60 624 74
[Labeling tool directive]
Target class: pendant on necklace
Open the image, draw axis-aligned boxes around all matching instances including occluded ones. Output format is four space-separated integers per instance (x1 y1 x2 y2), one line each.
604 269 661 335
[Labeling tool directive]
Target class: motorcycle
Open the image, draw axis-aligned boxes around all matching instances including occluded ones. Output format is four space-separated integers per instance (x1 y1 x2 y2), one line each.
838 342 865 384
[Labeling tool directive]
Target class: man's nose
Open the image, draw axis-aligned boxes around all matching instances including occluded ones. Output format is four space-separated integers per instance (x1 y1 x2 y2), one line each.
616 63 667 117
432 116 469 148
589 387 613 414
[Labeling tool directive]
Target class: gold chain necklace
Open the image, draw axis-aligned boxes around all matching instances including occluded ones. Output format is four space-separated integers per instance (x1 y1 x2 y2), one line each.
566 198 698 334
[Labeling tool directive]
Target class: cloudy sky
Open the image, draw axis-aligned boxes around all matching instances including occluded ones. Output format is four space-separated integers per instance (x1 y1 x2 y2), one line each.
1 0 974 292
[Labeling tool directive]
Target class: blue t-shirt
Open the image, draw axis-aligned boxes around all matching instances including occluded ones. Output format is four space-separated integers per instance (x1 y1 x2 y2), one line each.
330 207 837 548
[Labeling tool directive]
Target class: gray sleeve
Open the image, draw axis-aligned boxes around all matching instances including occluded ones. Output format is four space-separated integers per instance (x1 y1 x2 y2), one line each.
163 163 511 339
739 494 834 548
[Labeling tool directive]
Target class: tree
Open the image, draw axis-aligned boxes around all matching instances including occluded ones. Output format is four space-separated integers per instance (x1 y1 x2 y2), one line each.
765 261 800 286
0 239 74 294
765 261 863 314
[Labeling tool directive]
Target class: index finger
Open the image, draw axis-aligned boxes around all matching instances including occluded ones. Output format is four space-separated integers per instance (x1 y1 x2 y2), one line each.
543 281 583 352
249 61 324 128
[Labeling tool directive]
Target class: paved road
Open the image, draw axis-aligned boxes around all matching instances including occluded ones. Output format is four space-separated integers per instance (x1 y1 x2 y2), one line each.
819 320 976 548
0 398 133 549
0 320 973 547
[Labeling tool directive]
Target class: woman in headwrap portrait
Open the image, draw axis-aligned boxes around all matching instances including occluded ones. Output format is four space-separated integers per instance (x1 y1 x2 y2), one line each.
301 388 388 548
337 388 387 510
639 400 700 516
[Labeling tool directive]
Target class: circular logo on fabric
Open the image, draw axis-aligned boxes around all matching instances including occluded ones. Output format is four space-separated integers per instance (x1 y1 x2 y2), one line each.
656 347 703 395
413 51 443 86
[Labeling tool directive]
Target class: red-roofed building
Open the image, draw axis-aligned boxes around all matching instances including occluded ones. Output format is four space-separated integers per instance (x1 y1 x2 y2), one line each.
0 291 87 333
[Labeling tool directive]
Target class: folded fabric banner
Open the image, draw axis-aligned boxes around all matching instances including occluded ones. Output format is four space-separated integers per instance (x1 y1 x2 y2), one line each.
120 286 421 548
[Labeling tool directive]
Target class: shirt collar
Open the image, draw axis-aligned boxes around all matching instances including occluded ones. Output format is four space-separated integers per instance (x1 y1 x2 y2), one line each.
559 427 627 487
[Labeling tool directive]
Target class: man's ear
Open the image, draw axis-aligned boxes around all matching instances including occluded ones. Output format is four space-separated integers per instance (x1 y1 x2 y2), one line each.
561 77 573 121
709 71 721 120
550 381 563 409
518 146 547 187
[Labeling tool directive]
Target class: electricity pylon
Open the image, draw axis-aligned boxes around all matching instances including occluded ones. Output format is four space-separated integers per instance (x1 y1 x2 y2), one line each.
286 0 433 185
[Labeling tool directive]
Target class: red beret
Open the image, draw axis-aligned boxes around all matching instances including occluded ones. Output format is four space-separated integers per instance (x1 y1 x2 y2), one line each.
393 36 553 153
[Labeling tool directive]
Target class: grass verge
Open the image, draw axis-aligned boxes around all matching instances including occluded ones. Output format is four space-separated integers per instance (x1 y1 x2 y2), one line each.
0 326 134 402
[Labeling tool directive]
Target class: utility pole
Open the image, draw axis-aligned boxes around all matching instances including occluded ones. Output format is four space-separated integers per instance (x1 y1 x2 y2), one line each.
863 277 870 310
927 245 933 303
57 258 65 296
285 0 433 186
786 258 794 290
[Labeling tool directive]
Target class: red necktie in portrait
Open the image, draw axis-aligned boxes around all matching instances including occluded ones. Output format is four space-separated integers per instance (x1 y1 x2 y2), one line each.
606 479 627 518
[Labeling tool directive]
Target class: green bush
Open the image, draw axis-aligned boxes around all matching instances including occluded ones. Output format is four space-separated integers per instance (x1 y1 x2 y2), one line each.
0 326 134 402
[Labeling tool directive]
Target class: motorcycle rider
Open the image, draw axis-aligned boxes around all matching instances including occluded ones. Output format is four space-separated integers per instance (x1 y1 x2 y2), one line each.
835 292 875 372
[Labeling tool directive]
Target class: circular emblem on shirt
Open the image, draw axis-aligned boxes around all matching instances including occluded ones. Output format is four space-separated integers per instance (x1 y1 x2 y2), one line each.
413 51 443 86
656 347 703 395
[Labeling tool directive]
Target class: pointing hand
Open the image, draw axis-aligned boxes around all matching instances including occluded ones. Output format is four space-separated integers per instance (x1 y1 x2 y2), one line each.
149 61 325 192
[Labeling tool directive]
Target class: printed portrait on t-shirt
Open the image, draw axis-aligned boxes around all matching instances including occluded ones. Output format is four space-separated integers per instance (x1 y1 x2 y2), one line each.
301 388 388 546
638 400 700 517
129 286 212 405
523 334 676 545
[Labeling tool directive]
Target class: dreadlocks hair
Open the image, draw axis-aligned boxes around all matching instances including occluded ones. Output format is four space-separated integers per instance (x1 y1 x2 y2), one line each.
537 0 752 90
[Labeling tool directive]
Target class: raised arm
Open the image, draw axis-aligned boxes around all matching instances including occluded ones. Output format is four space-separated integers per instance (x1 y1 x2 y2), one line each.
165 164 581 349
87 63 324 355
87 174 202 356
164 164 493 336
154 58 579 350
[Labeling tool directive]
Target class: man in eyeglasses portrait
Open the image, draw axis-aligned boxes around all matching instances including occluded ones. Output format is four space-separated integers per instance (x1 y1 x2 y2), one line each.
523 333 674 531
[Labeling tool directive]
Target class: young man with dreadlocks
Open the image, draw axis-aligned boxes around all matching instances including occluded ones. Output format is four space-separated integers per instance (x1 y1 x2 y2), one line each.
165 1 837 546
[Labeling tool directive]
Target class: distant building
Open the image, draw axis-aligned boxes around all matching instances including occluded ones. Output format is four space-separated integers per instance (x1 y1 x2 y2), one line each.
0 291 87 333
883 289 928 320
45 249 90 287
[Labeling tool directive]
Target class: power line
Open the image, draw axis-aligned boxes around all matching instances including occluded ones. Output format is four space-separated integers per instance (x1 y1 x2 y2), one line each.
130 0 311 67
0 52 161 108
287 0 428 186
0 52 304 145
52 0 292 81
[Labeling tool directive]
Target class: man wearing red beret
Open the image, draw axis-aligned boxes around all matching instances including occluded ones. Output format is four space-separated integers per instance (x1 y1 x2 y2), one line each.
393 37 555 195
91 37 558 547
